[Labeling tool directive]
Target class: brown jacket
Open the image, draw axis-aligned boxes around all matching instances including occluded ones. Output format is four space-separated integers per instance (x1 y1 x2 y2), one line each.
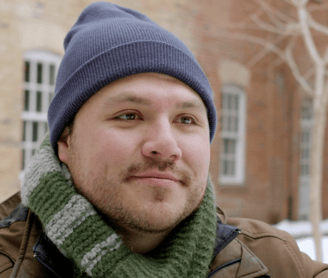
0 192 327 278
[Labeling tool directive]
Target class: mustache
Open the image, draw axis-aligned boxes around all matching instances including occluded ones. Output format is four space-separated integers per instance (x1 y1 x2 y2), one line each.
121 157 192 186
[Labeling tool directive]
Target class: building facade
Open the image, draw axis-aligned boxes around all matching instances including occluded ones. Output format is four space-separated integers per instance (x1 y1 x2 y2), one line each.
0 0 327 223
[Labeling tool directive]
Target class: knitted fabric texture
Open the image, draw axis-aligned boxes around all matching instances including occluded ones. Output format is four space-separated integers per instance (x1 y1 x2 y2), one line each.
21 134 218 278
48 2 217 153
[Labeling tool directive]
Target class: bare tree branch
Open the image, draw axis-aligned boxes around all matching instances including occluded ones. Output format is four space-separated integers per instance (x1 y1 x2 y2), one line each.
250 13 290 35
217 31 287 63
308 15 328 36
265 7 288 28
251 0 302 36
297 6 322 64
247 35 287 67
253 0 295 23
218 22 276 31
285 38 314 95
255 0 289 29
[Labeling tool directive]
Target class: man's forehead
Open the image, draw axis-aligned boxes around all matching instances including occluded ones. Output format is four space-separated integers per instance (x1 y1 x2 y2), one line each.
94 73 208 113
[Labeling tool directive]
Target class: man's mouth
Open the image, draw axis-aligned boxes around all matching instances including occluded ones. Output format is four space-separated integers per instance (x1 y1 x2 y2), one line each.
129 170 182 186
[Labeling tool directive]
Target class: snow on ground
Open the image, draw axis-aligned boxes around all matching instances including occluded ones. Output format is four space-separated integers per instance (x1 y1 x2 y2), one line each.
296 236 328 263
273 219 328 263
274 218 328 238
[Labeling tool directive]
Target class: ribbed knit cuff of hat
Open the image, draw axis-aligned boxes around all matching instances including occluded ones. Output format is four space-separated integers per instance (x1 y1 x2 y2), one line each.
21 134 218 278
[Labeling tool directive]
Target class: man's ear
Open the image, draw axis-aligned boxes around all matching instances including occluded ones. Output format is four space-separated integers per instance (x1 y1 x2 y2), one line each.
57 127 70 164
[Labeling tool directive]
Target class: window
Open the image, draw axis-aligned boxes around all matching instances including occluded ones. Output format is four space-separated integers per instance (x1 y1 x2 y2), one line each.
22 50 61 170
219 84 246 185
298 98 313 220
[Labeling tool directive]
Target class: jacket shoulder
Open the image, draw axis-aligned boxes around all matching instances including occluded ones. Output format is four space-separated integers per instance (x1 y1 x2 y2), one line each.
0 203 51 278
227 217 328 278
0 192 22 221
0 193 28 230
0 194 28 278
0 191 29 261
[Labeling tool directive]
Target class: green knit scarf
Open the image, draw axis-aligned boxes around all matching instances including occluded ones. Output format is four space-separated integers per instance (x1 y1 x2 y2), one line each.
21 134 217 278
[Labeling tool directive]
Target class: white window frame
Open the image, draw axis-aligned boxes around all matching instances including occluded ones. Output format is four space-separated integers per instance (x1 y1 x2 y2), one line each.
298 98 313 220
219 84 246 185
21 50 61 172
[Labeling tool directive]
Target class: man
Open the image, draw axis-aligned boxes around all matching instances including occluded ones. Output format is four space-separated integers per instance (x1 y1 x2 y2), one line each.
0 2 327 277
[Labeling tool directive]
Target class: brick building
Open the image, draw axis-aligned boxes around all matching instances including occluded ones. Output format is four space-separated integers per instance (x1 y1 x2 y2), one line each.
0 0 327 223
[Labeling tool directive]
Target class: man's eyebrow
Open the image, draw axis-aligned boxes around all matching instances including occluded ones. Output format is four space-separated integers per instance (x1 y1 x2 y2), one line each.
101 93 152 107
101 92 207 112
175 99 207 112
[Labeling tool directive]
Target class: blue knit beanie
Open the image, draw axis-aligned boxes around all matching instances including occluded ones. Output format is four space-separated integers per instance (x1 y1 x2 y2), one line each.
48 1 217 153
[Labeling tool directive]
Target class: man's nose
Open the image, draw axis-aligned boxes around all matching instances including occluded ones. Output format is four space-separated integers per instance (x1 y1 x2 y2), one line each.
141 120 182 161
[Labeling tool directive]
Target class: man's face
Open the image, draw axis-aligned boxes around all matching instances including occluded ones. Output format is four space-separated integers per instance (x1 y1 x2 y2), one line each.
58 73 211 235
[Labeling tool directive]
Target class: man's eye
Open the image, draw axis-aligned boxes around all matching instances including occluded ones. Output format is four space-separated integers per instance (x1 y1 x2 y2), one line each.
178 116 196 125
116 113 140 120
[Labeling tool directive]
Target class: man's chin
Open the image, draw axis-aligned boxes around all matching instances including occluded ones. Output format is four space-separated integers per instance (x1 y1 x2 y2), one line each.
104 208 188 235
96 193 205 235
132 203 204 234
125 213 184 235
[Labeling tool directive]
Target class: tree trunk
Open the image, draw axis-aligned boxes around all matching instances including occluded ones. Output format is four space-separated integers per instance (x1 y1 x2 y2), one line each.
310 82 328 262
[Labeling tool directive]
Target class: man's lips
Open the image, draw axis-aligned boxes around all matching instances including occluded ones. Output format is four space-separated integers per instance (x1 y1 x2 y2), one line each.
129 171 181 185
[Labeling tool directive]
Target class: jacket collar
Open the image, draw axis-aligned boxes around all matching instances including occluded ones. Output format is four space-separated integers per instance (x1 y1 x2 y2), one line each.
213 217 240 259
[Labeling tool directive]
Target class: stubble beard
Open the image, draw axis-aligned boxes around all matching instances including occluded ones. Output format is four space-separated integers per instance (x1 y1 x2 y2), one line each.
67 136 206 235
